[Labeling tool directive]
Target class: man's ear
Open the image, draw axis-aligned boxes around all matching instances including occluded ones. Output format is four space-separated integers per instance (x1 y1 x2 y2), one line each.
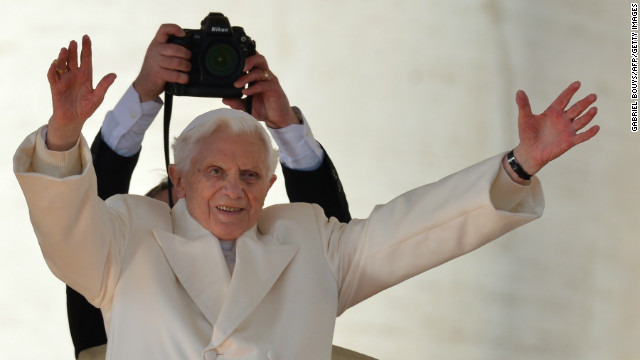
267 174 277 191
168 164 186 198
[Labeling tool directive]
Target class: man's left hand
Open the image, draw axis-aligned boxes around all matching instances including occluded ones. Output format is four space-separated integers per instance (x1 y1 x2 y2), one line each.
511 81 600 177
222 53 299 129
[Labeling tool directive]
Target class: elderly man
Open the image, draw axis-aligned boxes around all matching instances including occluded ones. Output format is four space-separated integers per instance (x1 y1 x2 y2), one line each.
15 36 598 359
68 24 352 360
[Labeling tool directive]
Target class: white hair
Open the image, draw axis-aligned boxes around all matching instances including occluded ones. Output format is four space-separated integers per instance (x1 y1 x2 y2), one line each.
172 108 279 175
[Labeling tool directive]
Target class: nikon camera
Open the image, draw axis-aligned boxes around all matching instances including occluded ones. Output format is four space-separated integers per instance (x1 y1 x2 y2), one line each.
165 13 256 98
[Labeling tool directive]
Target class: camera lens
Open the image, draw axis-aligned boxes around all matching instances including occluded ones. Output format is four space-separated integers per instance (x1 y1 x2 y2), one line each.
204 43 239 78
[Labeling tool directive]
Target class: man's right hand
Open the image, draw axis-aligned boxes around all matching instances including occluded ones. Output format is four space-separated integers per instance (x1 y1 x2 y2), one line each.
133 24 192 102
47 35 116 151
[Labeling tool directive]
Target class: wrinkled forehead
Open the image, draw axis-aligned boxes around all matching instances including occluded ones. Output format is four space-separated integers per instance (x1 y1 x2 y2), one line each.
175 108 277 175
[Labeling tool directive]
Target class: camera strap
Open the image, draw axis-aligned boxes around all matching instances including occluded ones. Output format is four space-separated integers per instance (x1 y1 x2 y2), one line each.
163 93 174 208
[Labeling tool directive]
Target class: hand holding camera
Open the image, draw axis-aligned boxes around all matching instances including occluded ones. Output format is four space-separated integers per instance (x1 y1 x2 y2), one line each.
222 54 300 129
160 12 299 128
133 24 192 103
131 13 299 129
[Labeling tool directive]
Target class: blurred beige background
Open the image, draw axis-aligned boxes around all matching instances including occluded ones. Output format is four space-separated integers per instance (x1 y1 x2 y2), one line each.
1 0 637 359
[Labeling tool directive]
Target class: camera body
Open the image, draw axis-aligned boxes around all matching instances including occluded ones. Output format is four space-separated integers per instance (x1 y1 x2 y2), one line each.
165 13 256 98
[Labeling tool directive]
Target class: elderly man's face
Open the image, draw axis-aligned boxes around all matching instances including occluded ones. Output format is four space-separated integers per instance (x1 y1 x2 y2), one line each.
170 127 276 241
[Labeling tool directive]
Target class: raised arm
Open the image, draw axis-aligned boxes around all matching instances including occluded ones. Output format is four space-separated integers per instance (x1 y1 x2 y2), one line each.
281 151 351 222
329 82 599 313
68 25 190 359
91 24 190 200
223 54 351 222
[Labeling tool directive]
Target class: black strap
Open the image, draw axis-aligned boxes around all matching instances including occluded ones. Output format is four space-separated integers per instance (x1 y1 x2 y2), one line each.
507 149 532 181
163 93 174 208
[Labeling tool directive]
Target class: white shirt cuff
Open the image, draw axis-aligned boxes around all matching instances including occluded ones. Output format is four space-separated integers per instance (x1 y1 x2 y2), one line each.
267 109 324 171
101 84 163 157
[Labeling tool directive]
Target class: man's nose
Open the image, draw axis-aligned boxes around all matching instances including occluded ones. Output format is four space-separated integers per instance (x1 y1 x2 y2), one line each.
221 176 244 198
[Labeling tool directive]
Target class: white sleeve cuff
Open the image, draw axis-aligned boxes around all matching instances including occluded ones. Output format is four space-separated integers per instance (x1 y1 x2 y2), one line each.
490 154 543 214
267 108 324 171
101 84 163 157
33 126 83 178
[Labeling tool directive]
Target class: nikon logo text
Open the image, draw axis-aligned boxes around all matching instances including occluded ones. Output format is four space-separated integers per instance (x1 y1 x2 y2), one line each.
211 27 230 33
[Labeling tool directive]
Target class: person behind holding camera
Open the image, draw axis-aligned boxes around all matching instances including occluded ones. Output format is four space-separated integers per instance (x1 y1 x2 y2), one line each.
67 19 360 360
15 16 599 360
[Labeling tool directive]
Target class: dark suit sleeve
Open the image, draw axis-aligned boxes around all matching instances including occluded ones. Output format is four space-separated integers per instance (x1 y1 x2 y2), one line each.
90 130 140 200
67 130 140 358
281 144 351 223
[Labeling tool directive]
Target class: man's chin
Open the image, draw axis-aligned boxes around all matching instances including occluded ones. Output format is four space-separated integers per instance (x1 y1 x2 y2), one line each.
210 223 250 242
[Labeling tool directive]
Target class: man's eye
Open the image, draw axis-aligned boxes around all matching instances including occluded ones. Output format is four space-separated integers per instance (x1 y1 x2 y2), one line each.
242 172 259 180
208 167 222 175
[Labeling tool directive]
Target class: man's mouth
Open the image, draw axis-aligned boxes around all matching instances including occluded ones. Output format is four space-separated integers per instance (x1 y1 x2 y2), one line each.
217 205 243 212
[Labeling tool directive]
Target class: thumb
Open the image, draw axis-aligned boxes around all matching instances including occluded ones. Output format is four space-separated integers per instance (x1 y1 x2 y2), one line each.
95 73 117 97
516 90 533 122
92 73 117 107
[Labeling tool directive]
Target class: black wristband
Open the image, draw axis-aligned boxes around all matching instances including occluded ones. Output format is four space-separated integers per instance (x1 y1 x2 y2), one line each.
507 150 532 181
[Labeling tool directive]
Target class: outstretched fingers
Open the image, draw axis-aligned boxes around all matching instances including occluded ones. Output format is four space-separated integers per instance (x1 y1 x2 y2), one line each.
48 35 117 126
573 125 600 146
47 62 59 86
68 40 79 71
48 47 69 88
80 35 93 75
566 93 597 121
55 46 69 70
548 80 581 111
572 106 598 132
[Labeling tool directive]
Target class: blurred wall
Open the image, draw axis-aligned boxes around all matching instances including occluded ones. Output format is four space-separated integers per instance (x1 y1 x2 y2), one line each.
0 1 636 359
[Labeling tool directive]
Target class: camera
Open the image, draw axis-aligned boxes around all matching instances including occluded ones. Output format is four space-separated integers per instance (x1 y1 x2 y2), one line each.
165 12 256 98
